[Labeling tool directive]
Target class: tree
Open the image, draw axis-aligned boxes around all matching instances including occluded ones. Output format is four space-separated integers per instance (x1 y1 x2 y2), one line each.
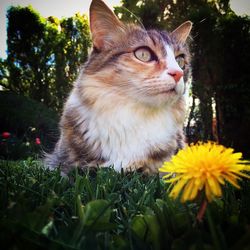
0 6 91 110
214 14 250 156
50 13 91 108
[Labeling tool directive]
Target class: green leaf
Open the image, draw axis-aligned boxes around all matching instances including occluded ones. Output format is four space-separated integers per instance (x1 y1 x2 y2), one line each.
131 214 161 250
83 199 111 227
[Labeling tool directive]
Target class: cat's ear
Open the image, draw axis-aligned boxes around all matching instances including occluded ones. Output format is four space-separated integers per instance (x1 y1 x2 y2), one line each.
171 21 192 44
90 0 125 50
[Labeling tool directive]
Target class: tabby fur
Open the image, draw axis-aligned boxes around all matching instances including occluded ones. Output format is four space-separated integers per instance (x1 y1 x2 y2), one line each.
45 0 192 174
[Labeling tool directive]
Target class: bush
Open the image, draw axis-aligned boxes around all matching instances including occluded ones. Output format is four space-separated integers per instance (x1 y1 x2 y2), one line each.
0 91 59 159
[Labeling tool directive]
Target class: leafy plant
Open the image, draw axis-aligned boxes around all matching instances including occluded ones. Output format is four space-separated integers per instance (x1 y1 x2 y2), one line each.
0 91 59 160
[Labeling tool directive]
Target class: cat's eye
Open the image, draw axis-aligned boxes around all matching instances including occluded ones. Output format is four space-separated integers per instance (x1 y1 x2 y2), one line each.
176 55 186 69
134 47 155 62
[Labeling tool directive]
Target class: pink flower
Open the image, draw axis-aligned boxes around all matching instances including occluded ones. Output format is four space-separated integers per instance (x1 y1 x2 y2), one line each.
2 132 11 139
35 137 41 145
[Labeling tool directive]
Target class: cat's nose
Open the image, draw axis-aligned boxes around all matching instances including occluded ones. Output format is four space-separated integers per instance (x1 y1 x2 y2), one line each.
167 69 183 83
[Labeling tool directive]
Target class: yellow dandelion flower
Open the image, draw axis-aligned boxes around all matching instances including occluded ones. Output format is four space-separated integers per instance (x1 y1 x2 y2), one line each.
159 142 250 203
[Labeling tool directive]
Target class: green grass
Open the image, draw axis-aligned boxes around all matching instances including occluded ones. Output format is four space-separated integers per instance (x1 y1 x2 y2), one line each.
0 159 250 250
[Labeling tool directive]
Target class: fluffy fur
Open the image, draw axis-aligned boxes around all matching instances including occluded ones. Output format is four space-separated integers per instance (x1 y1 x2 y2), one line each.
45 0 192 174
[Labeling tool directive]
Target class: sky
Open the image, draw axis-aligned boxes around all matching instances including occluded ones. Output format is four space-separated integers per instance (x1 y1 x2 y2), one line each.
0 0 250 59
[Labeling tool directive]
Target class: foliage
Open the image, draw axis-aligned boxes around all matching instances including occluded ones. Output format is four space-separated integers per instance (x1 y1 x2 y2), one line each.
0 91 59 160
0 6 91 111
0 160 250 249
214 14 250 156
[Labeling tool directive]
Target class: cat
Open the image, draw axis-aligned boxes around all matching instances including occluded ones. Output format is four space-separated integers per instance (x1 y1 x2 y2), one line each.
45 0 192 174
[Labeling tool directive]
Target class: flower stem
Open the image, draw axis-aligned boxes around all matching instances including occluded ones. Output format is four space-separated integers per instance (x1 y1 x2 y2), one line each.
196 199 208 222
206 205 222 250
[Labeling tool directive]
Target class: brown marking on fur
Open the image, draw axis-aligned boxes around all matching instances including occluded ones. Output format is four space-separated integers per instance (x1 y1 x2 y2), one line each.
149 148 173 161
61 107 107 167
176 130 186 150
126 158 168 174
170 98 186 124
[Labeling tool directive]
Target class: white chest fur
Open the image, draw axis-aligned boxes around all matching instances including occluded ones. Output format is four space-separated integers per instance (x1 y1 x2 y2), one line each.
101 108 176 171
69 91 179 171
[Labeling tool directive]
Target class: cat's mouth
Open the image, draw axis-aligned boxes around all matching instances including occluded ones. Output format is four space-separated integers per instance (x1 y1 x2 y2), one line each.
158 87 176 95
163 88 176 93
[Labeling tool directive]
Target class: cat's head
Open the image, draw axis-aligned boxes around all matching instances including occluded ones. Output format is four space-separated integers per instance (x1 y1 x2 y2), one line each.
83 0 192 107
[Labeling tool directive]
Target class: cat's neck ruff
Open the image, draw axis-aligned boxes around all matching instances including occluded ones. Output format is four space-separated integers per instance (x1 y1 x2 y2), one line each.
67 77 185 171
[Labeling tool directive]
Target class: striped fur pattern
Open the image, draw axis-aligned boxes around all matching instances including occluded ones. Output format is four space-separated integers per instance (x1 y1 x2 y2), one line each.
45 0 192 174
